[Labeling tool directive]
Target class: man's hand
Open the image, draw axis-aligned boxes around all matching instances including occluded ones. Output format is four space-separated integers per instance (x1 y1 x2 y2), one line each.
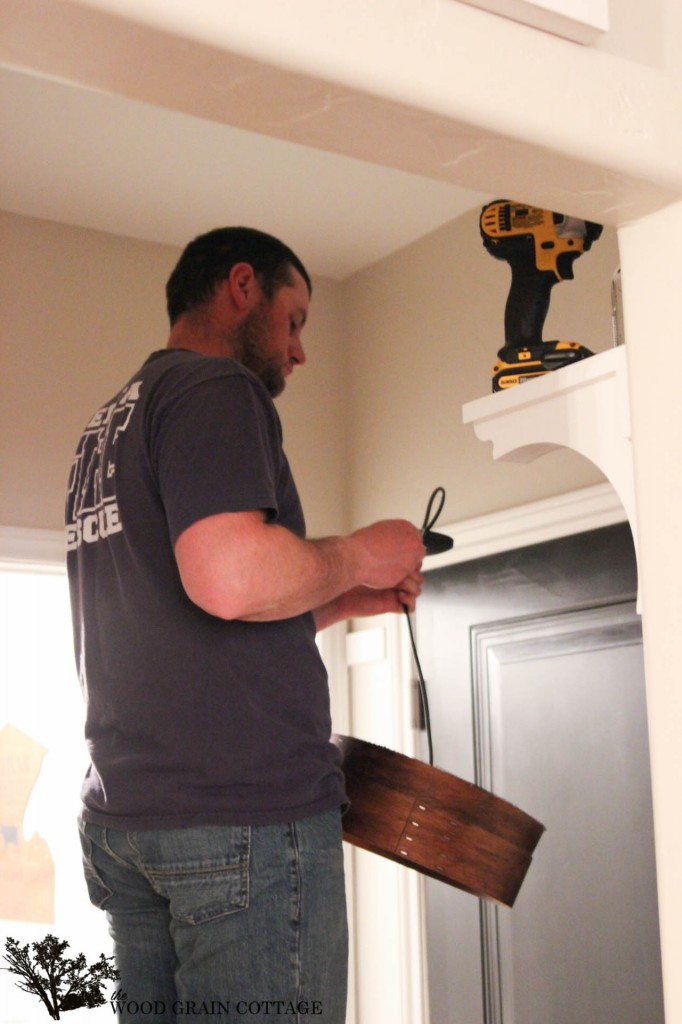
313 519 425 630
347 520 425 592
313 569 424 632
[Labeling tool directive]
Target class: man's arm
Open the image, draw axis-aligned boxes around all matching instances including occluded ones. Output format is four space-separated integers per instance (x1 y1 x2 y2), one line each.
174 510 424 623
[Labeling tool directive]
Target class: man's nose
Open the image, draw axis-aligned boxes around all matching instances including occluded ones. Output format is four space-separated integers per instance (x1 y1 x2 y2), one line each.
291 338 306 367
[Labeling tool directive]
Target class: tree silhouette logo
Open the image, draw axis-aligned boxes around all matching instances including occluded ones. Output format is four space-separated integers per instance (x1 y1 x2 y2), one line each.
3 933 119 1019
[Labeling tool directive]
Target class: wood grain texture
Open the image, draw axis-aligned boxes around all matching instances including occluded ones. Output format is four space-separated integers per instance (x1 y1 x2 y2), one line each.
333 734 544 907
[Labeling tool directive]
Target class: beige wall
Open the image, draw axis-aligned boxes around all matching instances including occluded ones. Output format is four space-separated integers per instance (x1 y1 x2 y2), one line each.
0 210 348 536
277 274 350 537
1 212 173 530
343 207 620 530
1 207 620 538
0 12 668 531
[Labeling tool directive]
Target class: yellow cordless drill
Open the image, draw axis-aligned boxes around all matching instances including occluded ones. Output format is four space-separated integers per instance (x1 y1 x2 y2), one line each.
480 200 603 391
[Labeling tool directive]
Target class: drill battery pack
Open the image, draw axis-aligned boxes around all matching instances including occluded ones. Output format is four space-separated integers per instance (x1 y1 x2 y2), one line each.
492 341 593 392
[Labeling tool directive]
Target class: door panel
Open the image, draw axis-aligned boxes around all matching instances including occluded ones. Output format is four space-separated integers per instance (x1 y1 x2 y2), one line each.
416 524 663 1024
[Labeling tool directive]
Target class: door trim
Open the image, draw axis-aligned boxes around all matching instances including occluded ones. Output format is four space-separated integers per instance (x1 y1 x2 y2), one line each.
424 482 626 572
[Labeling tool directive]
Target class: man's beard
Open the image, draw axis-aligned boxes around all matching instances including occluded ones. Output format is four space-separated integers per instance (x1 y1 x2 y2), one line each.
231 301 287 398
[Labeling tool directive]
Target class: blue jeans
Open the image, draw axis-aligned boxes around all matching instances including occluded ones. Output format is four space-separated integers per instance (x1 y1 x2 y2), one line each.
79 808 348 1023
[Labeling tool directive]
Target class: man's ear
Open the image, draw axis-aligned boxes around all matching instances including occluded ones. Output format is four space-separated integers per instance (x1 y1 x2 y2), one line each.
227 263 258 311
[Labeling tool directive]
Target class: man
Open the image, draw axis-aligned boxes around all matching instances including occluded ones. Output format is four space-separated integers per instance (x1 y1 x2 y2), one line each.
66 227 424 1022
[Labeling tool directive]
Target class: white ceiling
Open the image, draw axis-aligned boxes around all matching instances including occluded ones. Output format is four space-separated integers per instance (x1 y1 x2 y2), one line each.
0 65 486 280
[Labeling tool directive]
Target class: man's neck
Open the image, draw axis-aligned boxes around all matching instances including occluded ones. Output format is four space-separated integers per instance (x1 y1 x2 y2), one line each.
167 311 236 359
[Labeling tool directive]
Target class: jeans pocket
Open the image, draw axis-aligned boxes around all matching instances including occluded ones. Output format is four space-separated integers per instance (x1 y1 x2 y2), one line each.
131 825 251 926
79 824 115 909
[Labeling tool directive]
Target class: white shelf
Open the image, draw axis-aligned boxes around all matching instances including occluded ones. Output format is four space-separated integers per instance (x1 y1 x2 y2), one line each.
462 346 639 593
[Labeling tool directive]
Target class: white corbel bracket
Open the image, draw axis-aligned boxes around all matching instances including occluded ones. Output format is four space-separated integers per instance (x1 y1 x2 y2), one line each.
462 346 639 601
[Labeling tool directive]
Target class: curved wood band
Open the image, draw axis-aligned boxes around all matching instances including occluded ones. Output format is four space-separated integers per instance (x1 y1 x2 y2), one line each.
333 734 545 907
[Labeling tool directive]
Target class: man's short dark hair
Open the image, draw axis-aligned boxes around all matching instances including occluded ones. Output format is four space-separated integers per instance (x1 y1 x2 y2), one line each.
165 227 312 325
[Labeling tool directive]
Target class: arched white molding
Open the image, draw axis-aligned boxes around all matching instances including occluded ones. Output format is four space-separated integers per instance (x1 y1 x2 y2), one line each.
462 347 638 598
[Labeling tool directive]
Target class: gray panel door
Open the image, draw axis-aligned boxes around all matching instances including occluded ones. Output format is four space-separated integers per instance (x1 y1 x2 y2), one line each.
416 524 664 1024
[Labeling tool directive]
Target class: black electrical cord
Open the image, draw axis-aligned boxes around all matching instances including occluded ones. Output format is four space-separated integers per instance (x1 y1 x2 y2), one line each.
404 602 434 767
402 486 452 767
422 485 446 537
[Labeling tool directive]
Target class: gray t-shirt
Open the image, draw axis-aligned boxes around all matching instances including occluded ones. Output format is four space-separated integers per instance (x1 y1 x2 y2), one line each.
66 349 345 828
